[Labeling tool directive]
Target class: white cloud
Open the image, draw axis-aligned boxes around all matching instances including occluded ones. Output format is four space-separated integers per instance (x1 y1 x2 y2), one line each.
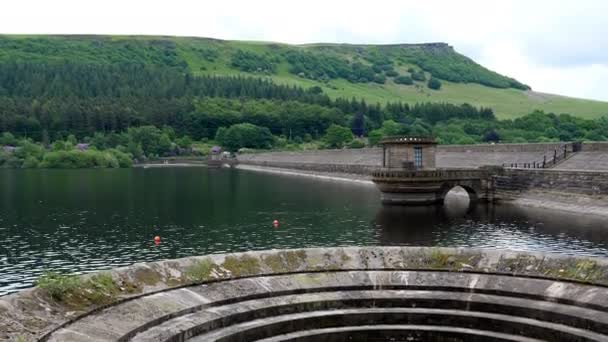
0 0 607 100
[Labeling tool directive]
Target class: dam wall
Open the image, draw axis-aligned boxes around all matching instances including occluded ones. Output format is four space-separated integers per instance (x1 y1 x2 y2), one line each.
495 168 608 199
238 142 580 171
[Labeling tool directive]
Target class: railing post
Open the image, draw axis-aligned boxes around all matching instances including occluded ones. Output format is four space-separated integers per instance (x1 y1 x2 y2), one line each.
553 150 557 164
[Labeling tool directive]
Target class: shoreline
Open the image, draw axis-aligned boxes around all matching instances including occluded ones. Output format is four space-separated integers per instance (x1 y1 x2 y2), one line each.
235 164 375 186
237 164 608 218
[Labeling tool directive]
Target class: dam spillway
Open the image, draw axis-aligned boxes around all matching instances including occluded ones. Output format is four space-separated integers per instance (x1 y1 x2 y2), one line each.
2 247 608 341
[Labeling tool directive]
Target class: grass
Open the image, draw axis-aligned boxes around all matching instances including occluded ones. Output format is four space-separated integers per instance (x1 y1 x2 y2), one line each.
3 34 608 120
35 271 120 308
185 259 216 282
182 39 608 120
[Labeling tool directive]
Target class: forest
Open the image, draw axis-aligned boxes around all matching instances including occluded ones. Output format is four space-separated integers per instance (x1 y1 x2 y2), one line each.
0 60 606 168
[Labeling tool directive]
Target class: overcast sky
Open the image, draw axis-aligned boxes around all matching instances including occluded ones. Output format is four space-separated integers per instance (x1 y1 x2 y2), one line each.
2 0 607 101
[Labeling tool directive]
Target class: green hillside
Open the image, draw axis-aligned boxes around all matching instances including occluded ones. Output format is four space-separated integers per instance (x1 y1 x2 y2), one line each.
1 35 606 119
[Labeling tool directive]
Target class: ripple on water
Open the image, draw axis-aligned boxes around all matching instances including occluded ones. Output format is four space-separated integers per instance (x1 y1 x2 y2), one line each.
1 168 608 295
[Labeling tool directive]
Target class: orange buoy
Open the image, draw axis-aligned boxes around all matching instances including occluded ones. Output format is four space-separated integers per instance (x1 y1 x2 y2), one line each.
273 219 279 227
154 236 160 243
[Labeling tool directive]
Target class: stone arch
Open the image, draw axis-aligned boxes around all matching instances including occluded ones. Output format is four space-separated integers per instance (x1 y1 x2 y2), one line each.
439 182 479 204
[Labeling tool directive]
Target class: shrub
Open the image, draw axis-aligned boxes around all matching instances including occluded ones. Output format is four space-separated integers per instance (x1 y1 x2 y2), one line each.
367 129 384 146
36 271 119 306
349 139 365 149
36 272 82 301
22 156 39 168
427 77 442 90
231 50 276 73
394 75 413 85
373 74 386 84
385 70 399 77
107 149 133 167
411 70 426 81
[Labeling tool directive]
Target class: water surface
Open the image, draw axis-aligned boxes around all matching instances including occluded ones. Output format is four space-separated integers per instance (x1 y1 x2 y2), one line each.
1 168 607 295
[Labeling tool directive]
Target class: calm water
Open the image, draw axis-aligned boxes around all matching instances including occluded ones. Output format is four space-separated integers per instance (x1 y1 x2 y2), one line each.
1 168 608 295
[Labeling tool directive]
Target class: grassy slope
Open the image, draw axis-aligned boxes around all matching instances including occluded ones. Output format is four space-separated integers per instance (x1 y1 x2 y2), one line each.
4 35 608 119
174 38 608 119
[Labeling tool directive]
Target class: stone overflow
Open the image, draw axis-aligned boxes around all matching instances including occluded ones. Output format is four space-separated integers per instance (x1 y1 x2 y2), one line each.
3 247 608 341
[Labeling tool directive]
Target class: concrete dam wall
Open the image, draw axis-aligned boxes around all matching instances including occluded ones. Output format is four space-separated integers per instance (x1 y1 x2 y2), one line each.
238 142 608 171
3 247 608 341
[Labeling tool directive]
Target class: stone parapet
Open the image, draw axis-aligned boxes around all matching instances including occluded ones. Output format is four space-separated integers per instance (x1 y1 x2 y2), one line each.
3 247 608 341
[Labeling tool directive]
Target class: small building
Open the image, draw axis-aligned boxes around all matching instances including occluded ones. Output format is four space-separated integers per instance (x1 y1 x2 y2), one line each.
210 146 222 161
2 146 17 154
380 136 437 170
76 143 89 151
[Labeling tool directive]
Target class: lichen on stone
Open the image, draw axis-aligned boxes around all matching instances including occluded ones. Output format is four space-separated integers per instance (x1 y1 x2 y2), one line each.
262 250 307 273
542 259 606 283
133 267 162 286
222 254 261 277
184 258 218 282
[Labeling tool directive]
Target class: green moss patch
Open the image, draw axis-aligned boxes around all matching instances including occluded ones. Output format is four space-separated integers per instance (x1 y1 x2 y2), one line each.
35 272 121 309
262 250 307 273
185 258 218 282
222 255 261 277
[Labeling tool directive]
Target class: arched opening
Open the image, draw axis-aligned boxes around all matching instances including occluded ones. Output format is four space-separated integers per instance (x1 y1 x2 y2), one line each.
441 184 478 209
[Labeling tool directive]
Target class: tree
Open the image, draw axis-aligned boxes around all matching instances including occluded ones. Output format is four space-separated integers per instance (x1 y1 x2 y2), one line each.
215 123 274 152
367 129 384 146
177 136 193 149
373 74 386 84
385 70 399 77
482 129 500 142
394 75 413 85
0 132 17 146
411 70 426 81
323 124 353 148
380 120 404 136
350 112 365 137
427 77 442 90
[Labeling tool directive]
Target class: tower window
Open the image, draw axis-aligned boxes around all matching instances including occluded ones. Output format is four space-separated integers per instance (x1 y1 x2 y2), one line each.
414 147 423 167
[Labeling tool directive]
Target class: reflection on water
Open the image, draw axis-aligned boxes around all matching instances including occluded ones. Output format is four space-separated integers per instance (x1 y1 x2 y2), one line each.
1 168 607 295
376 197 608 255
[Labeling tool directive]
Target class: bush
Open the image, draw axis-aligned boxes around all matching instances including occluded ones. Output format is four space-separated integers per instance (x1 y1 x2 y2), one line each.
394 75 413 85
230 50 276 73
482 129 500 142
411 70 426 81
36 271 119 306
367 130 384 146
427 77 442 90
107 149 133 167
36 272 82 301
22 156 39 168
40 150 121 168
349 139 365 149
373 74 386 84
323 124 353 148
385 70 399 77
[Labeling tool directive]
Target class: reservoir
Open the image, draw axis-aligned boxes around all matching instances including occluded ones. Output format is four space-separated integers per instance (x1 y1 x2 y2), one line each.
1 167 607 295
